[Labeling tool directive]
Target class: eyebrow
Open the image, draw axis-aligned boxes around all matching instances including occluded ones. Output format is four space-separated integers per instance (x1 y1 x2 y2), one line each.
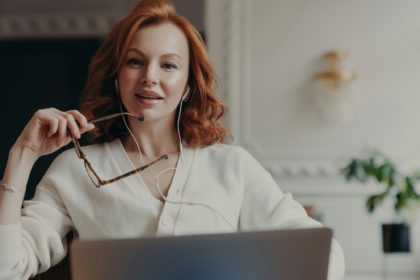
126 48 182 60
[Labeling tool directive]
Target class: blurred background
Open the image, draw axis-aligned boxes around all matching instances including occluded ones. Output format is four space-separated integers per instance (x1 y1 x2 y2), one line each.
1 0 420 279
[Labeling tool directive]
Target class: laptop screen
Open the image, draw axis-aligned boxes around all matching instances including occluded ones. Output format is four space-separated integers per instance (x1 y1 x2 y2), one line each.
71 228 332 280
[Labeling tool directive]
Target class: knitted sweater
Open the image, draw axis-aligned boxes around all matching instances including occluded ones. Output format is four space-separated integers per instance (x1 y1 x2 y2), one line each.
0 139 345 279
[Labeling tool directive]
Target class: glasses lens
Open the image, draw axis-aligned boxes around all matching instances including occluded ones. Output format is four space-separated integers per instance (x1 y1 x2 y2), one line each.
84 161 101 187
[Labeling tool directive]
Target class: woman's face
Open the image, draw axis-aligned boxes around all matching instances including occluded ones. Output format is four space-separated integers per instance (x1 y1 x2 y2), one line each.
118 22 190 124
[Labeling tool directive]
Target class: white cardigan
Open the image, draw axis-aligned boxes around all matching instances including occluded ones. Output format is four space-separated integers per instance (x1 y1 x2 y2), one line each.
0 139 345 279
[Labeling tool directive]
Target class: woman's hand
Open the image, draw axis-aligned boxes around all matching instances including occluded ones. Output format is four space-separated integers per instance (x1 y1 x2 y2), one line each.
13 108 95 159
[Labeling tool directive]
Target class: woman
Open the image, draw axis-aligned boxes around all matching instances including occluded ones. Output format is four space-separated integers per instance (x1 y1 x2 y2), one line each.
0 0 345 279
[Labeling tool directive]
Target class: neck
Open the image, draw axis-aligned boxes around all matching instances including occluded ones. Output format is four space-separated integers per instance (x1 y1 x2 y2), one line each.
122 116 181 161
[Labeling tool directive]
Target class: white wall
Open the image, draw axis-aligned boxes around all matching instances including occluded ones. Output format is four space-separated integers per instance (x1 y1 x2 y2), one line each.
207 1 420 279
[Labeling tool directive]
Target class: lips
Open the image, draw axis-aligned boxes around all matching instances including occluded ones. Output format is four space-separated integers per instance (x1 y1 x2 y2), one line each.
135 90 163 100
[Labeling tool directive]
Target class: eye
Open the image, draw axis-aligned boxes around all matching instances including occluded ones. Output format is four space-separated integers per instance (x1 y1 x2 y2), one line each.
127 58 145 66
162 63 178 70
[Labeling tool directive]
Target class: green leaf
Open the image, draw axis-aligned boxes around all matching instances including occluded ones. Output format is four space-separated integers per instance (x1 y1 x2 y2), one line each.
343 148 420 214
394 192 408 212
366 194 383 213
341 159 357 181
366 195 376 213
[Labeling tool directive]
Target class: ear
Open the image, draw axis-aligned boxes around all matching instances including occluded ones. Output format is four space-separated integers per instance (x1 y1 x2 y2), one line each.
182 86 190 101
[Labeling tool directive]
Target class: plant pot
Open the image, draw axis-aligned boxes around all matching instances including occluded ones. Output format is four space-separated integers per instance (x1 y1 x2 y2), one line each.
382 223 411 253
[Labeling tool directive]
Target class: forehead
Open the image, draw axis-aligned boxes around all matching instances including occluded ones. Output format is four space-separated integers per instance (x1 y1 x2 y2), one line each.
128 22 189 59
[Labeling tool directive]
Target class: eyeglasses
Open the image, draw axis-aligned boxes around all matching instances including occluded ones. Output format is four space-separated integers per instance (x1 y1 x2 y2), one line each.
72 112 168 188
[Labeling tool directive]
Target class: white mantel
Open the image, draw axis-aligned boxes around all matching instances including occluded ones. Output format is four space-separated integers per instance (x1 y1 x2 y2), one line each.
0 0 204 38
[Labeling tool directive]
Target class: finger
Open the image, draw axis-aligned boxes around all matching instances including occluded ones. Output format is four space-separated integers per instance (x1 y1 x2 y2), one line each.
47 117 59 138
51 109 80 139
33 109 56 138
56 117 68 143
67 110 87 128
86 122 95 132
67 110 94 133
64 113 81 139
45 109 66 139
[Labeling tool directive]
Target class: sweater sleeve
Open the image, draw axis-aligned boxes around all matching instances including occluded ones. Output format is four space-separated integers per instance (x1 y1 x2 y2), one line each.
0 179 73 279
238 149 345 280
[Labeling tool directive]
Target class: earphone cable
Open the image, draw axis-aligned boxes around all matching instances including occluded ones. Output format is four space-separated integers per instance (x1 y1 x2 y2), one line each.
115 83 235 231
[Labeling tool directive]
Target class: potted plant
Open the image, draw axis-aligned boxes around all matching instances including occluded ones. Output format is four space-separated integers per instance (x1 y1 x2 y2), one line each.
341 149 420 253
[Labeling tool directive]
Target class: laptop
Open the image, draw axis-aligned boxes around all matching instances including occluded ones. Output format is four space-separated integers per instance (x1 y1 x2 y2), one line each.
70 227 332 280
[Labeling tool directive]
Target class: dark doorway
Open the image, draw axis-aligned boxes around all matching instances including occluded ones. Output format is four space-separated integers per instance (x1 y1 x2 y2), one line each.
0 38 101 199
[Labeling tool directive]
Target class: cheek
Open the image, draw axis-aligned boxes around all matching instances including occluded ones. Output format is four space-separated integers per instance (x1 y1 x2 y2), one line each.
164 74 189 96
118 69 139 92
119 68 139 83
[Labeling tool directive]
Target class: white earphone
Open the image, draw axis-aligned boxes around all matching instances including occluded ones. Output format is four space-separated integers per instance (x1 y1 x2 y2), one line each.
182 86 190 102
114 78 120 95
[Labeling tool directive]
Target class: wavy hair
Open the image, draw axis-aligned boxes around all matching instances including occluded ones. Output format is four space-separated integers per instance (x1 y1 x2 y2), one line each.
80 0 228 147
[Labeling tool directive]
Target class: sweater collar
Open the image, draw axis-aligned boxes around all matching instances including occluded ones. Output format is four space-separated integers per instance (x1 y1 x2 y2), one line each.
105 138 195 202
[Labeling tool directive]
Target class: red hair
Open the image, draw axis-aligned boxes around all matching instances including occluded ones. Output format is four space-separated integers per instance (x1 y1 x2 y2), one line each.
80 0 228 147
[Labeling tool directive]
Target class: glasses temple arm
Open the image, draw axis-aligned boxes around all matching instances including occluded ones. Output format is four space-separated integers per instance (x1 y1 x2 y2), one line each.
89 113 144 124
136 155 169 172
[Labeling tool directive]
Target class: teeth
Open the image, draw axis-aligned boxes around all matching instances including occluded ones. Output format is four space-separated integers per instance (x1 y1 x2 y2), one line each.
137 94 161 100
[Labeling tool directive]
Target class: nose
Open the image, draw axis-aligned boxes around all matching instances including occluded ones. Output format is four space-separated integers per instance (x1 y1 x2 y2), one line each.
140 64 158 86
